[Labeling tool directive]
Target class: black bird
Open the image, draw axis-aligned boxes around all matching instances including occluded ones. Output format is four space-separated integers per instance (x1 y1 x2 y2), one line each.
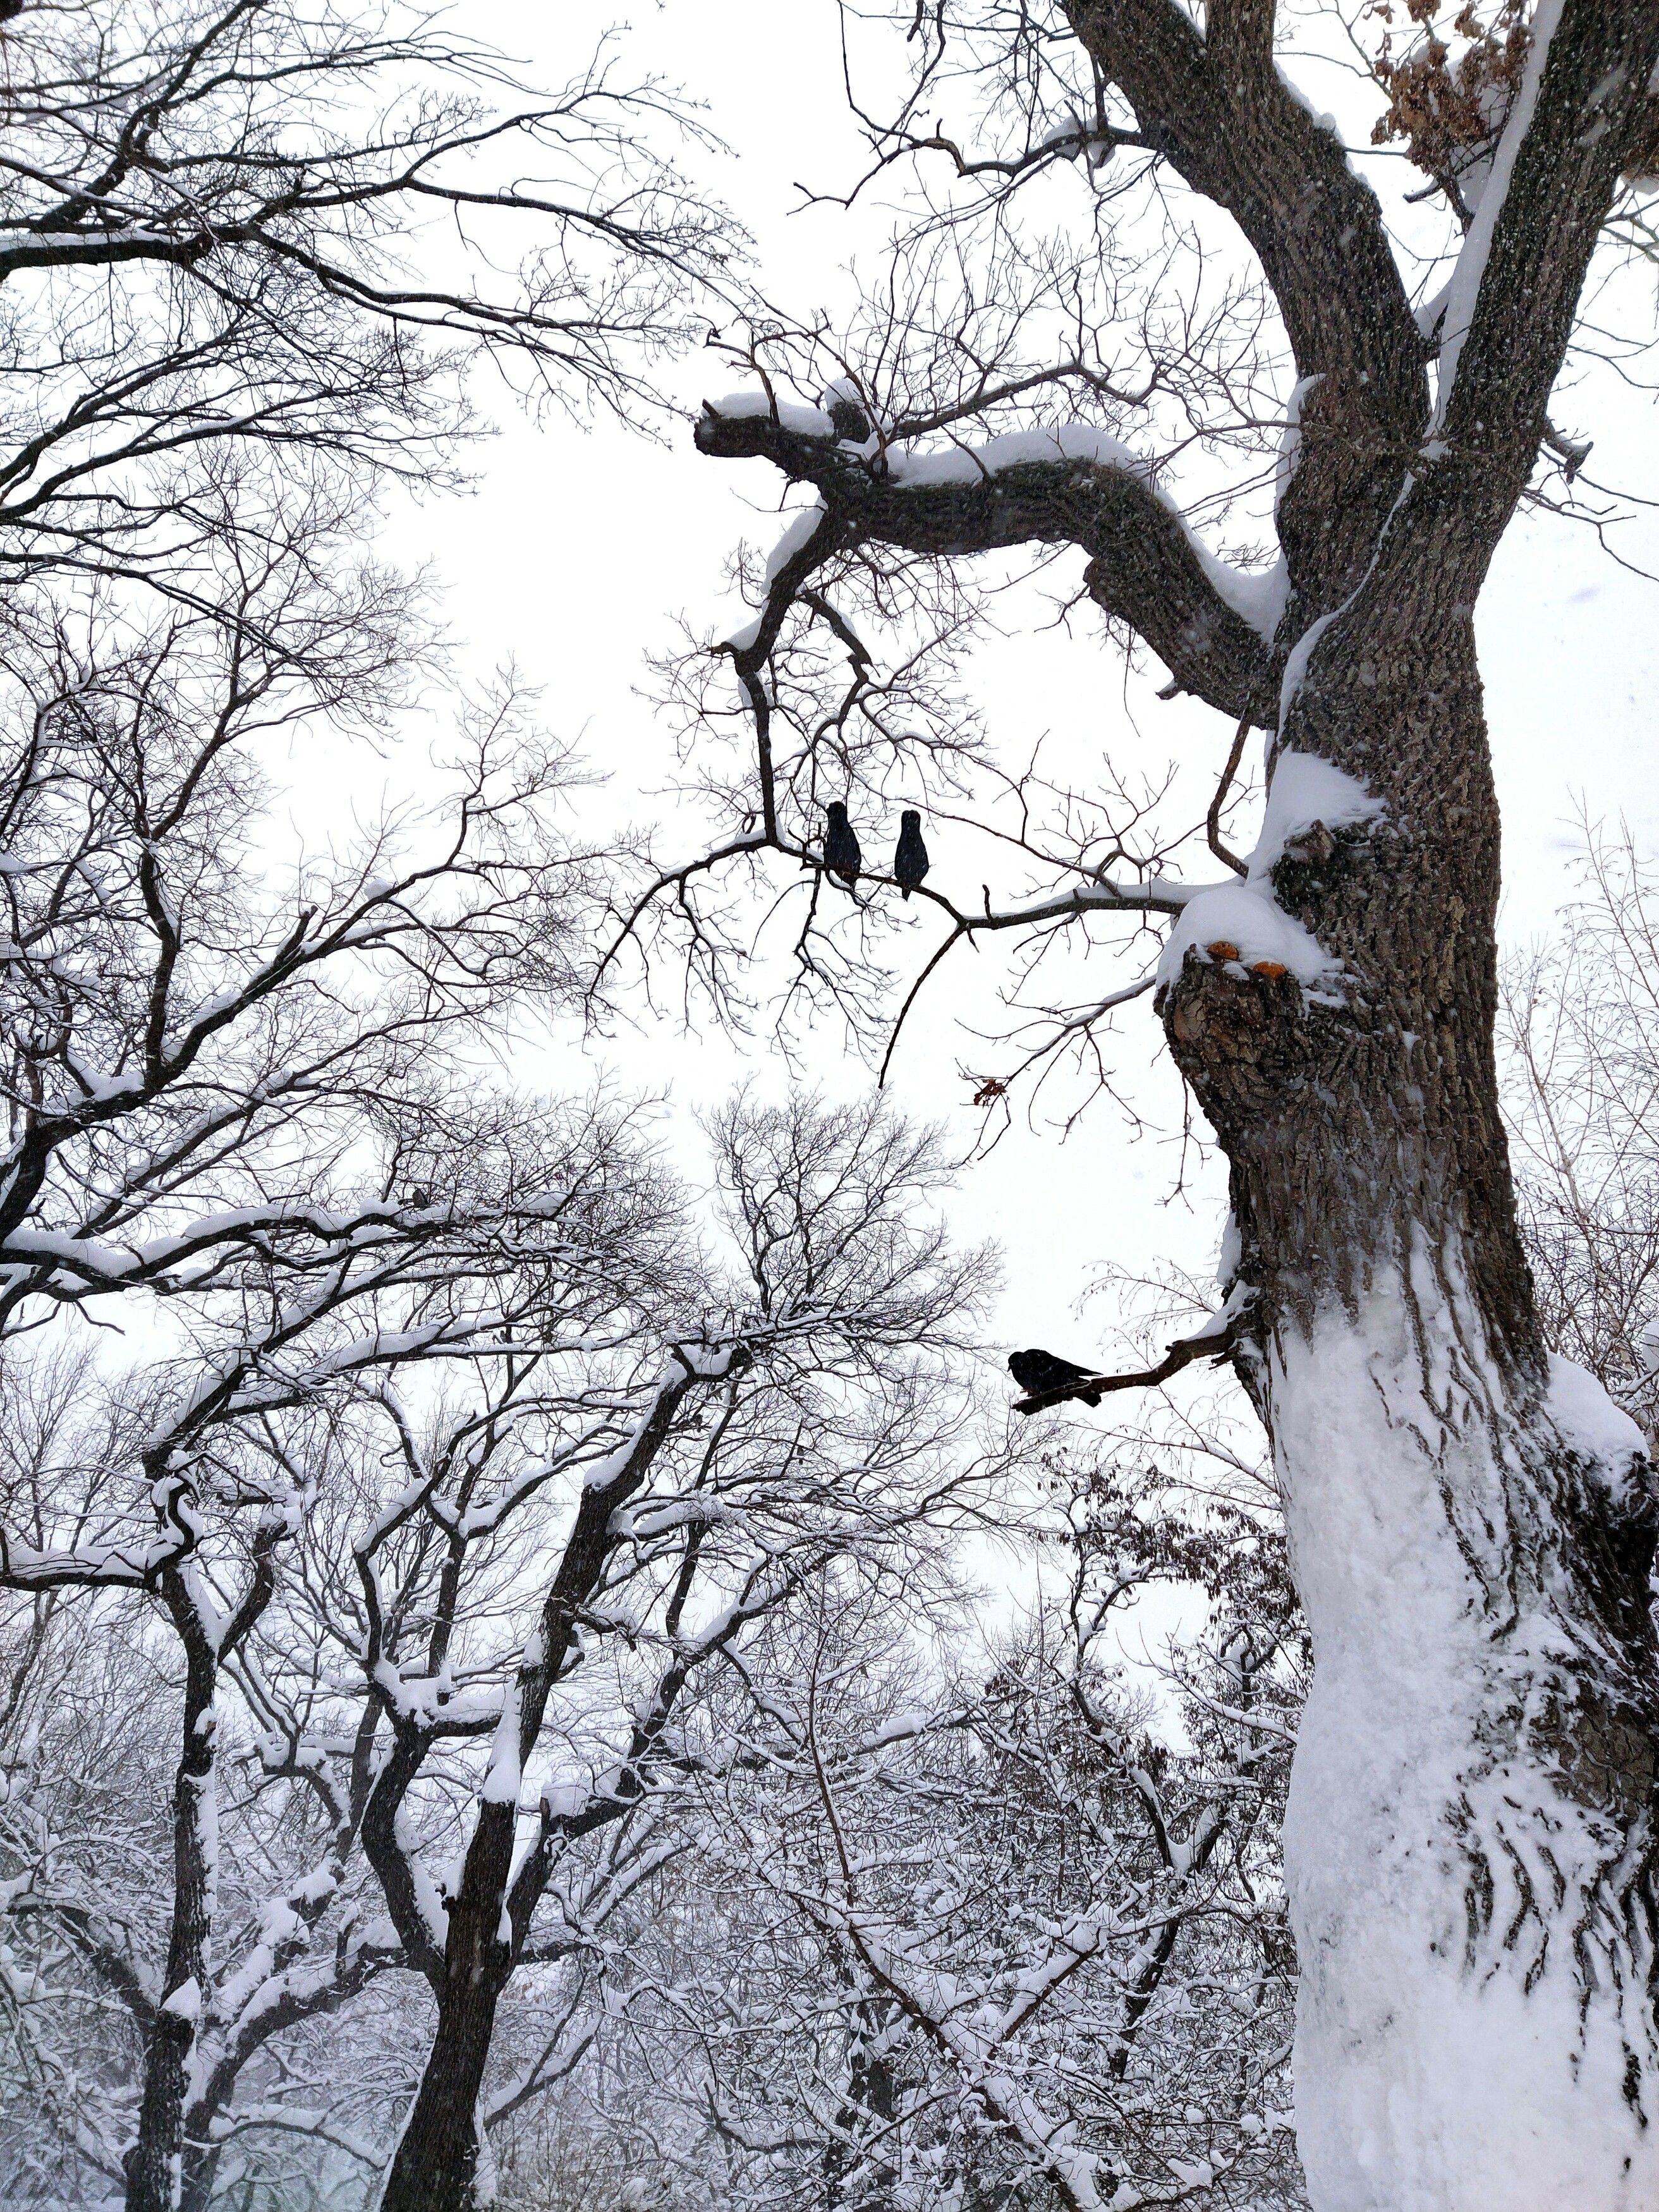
893 810 930 899
823 801 862 887
824 390 872 443
1008 1347 1104 1413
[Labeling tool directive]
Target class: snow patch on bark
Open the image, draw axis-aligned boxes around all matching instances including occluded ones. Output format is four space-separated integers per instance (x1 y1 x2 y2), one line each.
1191 543 1289 640
1163 731 1383 1014
708 389 836 438
1249 753 1383 878
1217 1212 1241 1292
885 420 1140 486
1272 1261 1659 2212
885 425 1288 640
1155 882 1339 994
726 502 827 650
1545 1353 1648 1506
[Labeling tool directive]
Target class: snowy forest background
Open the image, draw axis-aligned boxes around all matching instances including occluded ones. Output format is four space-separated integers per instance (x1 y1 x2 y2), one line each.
1 3 1658 2208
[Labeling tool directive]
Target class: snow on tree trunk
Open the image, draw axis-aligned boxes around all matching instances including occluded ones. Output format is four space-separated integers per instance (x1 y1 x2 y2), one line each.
630 9 1659 2201
378 1967 506 2212
1163 611 1659 2210
1274 1286 1656 2209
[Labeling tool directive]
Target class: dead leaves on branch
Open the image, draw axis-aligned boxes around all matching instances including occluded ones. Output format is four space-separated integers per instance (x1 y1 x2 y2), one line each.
1368 1 1531 202
1368 1 1659 205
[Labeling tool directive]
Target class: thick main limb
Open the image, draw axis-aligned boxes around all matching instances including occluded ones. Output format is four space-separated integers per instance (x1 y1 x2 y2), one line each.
1063 0 1430 618
1417 1 1659 583
695 405 1280 722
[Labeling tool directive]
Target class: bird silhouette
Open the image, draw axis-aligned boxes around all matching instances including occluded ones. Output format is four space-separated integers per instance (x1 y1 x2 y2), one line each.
823 801 862 886
893 810 930 899
824 389 872 443
1007 1347 1104 1412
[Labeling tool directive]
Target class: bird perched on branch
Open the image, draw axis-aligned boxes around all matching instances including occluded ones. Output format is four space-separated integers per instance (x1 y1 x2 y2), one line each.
823 801 861 886
822 386 873 443
1007 1347 1104 1411
893 809 930 899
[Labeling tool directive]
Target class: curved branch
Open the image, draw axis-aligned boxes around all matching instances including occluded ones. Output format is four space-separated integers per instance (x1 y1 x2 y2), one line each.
1206 713 1252 878
695 404 1279 723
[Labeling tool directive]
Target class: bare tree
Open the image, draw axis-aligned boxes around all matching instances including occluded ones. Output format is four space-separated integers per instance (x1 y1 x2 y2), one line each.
323 1095 987 2212
0 0 740 608
520 1450 1301 2212
0 436 690 2210
605 5 1659 2203
0 1074 698 2208
0 0 750 1347
1501 825 1659 1440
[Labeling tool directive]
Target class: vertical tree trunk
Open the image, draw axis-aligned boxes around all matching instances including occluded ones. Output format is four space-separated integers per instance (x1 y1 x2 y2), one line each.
377 1765 526 2211
1162 605 1659 2211
178 2143 219 2212
827 1989 901 2212
125 1576 220 2212
368 1376 703 2212
378 1967 506 2212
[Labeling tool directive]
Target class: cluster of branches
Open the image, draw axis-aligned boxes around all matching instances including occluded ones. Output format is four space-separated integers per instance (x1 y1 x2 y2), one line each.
0 1088 997 2210
597 0 1659 1108
0 0 742 597
1499 824 1659 1440
3 1334 1316 2212
0 2 759 2204
633 1476 1303 2212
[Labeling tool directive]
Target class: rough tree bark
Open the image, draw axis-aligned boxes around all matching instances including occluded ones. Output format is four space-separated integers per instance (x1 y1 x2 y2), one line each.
691 6 1659 2205
124 1537 278 2212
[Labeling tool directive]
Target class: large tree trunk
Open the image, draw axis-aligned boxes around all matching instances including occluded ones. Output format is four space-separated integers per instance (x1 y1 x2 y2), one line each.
680 8 1659 2199
1272 1288 1657 2209
377 1799 524 2212
378 1961 506 2212
1162 604 1659 2209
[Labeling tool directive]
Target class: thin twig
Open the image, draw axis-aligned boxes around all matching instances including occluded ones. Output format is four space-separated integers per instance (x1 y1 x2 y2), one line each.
1206 713 1252 878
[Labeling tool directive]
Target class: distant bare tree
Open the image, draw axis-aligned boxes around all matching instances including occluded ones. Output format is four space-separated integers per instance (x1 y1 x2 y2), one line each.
0 1076 696 2207
476 1437 1301 2212
343 1097 986 2212
672 1485 1303 2212
0 1092 990 2212
1501 827 1659 1439
0 0 748 1354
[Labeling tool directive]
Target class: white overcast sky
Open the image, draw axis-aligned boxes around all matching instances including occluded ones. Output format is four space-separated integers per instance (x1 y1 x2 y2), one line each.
358 0 1659 1367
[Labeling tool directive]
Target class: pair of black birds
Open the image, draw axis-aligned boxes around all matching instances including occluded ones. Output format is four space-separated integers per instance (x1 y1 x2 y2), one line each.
822 803 930 897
